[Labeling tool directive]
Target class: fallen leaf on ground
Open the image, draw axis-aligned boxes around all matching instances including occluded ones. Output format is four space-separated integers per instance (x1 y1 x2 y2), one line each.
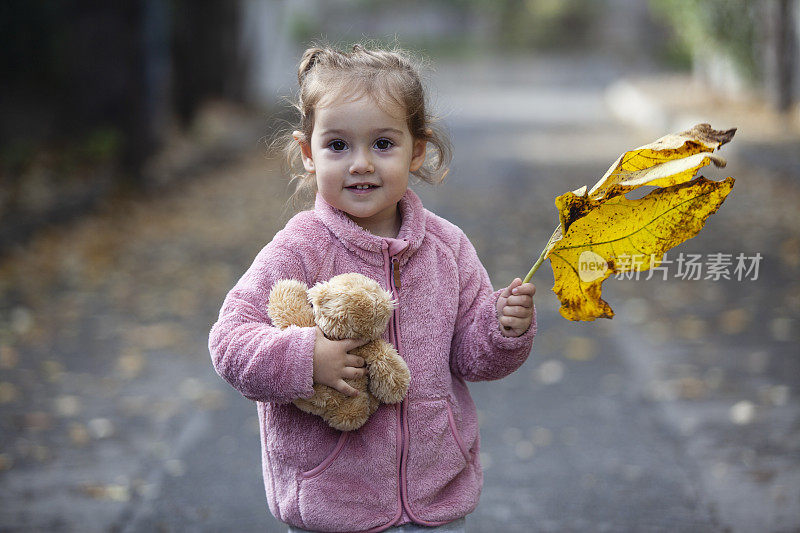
81 483 131 502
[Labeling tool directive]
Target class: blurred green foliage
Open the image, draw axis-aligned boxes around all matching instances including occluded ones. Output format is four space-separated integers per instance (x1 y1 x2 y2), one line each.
81 128 123 164
649 0 762 79
296 0 601 54
480 0 601 50
288 9 320 44
0 1 138 180
1 128 123 179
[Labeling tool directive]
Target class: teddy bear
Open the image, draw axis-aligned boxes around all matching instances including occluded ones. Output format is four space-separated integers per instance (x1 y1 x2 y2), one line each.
267 272 411 431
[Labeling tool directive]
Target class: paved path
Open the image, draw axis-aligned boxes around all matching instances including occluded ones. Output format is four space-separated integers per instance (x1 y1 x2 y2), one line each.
1 53 798 532
425 55 800 533
422 55 719 532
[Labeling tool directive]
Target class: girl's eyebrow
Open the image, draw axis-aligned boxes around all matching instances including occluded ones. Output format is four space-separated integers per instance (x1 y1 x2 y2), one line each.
319 127 405 137
374 127 404 136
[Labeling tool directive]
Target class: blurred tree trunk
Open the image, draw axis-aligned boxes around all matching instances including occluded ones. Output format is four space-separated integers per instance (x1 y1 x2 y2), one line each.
58 0 172 184
137 0 172 181
2 0 246 182
0 1 250 252
239 0 292 108
171 0 247 127
764 0 797 111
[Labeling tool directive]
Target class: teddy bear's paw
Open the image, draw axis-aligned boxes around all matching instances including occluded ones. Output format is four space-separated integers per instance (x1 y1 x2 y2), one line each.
324 392 372 431
294 397 327 417
367 393 380 416
368 356 411 404
293 383 336 416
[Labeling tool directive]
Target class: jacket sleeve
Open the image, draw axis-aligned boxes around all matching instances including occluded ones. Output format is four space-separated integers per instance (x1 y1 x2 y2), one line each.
449 231 536 382
208 243 316 403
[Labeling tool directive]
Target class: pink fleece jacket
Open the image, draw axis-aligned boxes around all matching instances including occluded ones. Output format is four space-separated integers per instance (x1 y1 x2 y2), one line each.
209 188 536 532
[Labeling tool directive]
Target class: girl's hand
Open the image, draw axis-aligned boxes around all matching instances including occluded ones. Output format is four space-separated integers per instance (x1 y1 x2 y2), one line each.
312 326 369 397
496 278 536 337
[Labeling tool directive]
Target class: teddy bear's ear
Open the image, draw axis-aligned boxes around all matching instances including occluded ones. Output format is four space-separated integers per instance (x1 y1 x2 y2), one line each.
308 280 347 338
369 291 396 330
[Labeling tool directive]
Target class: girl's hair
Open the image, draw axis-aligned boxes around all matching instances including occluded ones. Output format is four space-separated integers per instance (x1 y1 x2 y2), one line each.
281 43 452 210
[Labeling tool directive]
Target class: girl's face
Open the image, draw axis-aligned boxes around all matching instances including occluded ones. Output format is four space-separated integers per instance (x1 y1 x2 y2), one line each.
296 94 427 238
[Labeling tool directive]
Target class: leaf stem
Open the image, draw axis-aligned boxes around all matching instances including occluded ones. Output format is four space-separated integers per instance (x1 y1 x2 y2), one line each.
523 247 547 284
523 225 560 284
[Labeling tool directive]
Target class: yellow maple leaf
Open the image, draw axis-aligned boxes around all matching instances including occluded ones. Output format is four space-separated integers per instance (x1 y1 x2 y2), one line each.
523 124 736 321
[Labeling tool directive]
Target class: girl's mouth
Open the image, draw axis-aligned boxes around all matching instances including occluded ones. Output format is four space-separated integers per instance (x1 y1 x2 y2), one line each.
346 184 379 194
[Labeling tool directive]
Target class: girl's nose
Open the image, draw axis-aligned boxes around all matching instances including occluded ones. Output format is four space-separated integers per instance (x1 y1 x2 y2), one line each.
349 149 374 174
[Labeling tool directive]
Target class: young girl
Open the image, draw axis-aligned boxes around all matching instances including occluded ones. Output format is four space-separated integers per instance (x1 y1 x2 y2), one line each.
209 44 537 533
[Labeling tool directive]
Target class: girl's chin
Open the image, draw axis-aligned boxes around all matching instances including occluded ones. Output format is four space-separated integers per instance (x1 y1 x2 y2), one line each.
346 210 380 221
345 206 396 222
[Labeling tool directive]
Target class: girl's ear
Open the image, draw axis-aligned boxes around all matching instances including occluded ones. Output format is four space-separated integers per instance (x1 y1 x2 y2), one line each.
293 130 315 173
409 138 427 172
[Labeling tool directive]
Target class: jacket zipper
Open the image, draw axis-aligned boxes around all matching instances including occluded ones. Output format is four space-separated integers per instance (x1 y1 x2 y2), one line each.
386 253 460 528
392 257 406 520
383 249 407 522
384 245 451 526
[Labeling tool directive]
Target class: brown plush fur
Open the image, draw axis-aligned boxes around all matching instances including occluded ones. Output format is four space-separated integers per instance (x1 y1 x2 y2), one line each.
267 273 411 431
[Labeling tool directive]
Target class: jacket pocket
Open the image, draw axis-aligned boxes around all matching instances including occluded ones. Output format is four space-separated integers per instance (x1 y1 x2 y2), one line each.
296 406 398 532
445 402 472 463
299 431 350 480
405 398 481 523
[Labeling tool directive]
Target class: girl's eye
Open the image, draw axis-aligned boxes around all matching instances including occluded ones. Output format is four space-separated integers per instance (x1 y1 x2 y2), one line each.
328 140 347 151
374 138 393 150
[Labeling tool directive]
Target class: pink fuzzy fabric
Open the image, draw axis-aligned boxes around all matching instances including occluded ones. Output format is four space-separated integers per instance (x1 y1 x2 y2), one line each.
209 189 536 532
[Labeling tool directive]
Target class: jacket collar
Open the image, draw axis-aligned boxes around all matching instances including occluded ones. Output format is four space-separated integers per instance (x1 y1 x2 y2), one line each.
314 188 427 267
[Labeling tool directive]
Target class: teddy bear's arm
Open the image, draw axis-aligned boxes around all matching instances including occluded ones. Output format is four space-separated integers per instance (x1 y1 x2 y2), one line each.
267 279 316 329
353 341 410 404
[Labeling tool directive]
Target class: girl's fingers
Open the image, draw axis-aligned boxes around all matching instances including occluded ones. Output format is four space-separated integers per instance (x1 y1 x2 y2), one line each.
499 315 516 327
500 315 528 330
506 295 533 307
511 283 536 296
336 380 360 397
502 305 531 318
342 366 366 380
346 354 366 367
343 338 369 352
501 278 521 296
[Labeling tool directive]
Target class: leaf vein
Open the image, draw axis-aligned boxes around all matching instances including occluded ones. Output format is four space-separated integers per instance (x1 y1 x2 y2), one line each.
555 187 721 250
